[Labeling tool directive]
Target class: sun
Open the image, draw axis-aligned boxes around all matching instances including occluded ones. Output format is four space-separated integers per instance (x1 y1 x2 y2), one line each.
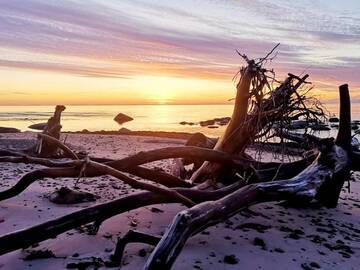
151 89 172 104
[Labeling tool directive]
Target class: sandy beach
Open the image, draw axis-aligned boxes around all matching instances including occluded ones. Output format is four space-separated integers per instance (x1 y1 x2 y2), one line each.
0 132 358 270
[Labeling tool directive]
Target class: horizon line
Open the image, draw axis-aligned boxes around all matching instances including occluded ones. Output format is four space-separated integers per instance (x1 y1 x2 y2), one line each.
0 101 356 106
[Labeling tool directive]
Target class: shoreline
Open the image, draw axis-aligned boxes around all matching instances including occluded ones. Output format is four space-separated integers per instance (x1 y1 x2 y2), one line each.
0 134 355 261
69 129 196 140
0 132 358 269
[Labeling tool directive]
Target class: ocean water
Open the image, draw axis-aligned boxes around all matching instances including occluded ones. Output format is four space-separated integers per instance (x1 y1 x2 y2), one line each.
0 105 233 137
0 104 359 137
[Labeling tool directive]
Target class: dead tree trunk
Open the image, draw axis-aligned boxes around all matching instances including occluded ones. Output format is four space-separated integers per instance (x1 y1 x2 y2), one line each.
144 84 352 270
190 70 310 184
33 105 66 157
189 61 256 183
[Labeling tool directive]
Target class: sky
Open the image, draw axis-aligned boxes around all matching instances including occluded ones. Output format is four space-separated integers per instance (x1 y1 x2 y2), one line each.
0 0 359 105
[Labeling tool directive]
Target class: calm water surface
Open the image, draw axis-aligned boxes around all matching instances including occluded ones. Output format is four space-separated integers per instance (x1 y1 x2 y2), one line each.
0 104 359 137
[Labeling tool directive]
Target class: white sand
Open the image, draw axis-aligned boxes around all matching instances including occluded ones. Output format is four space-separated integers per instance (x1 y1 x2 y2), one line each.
0 132 359 270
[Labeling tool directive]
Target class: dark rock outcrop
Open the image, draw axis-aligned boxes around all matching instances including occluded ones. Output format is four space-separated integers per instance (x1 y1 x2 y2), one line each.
49 187 99 204
114 113 133 125
0 127 20 133
28 122 47 130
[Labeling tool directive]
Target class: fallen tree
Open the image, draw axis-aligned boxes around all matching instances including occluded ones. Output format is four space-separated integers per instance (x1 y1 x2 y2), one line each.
0 48 357 269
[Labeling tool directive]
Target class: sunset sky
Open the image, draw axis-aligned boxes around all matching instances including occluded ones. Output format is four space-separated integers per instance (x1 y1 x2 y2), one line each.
0 0 359 105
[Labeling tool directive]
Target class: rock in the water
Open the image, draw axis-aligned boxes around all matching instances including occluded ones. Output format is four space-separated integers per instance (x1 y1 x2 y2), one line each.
199 119 215 127
114 113 133 125
28 122 47 130
179 121 195 126
49 187 99 204
119 127 131 134
0 127 20 133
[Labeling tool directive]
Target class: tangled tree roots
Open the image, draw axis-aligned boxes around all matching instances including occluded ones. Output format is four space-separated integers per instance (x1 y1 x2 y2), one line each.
0 48 358 269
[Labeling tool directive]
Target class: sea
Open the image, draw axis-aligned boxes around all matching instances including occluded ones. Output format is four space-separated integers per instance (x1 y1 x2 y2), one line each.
0 104 359 138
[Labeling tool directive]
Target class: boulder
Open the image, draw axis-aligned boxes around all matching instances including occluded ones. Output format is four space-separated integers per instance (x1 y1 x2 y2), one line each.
114 113 133 125
199 119 215 127
119 127 131 134
0 127 20 133
179 121 195 126
28 122 47 130
49 187 99 204
183 133 217 169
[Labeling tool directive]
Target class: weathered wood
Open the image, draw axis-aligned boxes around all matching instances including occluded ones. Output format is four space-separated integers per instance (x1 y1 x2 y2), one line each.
0 52 354 270
190 73 311 184
189 61 257 183
34 105 66 157
255 153 317 181
0 155 191 188
0 146 253 201
274 130 321 149
144 84 352 269
317 84 352 207
145 143 349 269
111 230 161 265
37 133 78 160
335 84 351 149
0 182 246 256
87 161 196 207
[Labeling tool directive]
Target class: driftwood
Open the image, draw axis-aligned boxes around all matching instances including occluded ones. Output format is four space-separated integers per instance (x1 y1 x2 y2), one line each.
0 50 357 270
0 182 247 255
190 64 319 184
144 84 353 269
33 105 66 157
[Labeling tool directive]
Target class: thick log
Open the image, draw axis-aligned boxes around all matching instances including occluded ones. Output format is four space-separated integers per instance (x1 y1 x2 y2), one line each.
351 151 360 171
190 73 310 184
87 161 196 207
145 142 349 269
189 62 256 183
335 84 351 149
255 152 317 181
317 84 352 207
0 182 246 255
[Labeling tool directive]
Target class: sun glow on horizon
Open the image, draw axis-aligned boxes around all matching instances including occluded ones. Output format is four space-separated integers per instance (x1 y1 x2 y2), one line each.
0 0 359 105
